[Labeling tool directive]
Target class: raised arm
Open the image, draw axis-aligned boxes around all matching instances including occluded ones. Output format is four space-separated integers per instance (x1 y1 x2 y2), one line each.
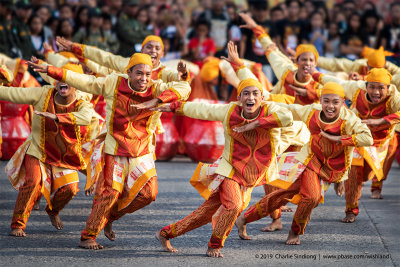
312 72 365 100
153 79 191 103
0 85 47 105
275 102 316 123
317 56 361 73
174 101 230 122
57 37 128 73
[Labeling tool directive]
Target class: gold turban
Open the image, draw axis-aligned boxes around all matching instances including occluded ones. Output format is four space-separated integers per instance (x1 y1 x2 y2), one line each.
200 57 221 82
63 62 84 74
237 78 263 96
125 53 153 73
320 82 345 98
295 44 319 61
142 35 164 51
366 68 392 85
362 46 393 68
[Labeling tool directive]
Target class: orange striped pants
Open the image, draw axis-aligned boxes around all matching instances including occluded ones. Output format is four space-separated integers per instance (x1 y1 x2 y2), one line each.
263 184 282 219
244 168 321 235
81 154 157 241
11 155 79 230
160 178 243 249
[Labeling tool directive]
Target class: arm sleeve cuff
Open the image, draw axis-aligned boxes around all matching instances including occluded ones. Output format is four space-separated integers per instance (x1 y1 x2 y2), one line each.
258 113 281 128
72 43 85 57
341 135 358 147
157 89 180 103
47 65 66 82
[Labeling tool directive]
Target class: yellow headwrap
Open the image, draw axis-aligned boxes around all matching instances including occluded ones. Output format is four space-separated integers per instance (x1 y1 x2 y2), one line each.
200 57 221 82
237 78 263 96
125 53 153 73
366 46 393 68
320 82 345 98
366 68 392 85
295 44 319 61
142 35 164 51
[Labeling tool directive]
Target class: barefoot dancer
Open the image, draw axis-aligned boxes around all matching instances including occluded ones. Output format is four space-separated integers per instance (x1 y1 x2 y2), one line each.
29 53 190 249
2 66 94 237
313 68 400 222
236 82 373 245
154 42 294 257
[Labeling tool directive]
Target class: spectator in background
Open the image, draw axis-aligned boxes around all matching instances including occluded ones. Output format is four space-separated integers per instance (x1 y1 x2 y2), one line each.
270 6 284 23
105 0 122 27
146 4 160 36
198 0 230 57
34 5 53 43
73 8 118 53
226 2 242 45
187 19 216 67
13 0 36 60
53 18 73 50
74 5 89 33
361 9 382 48
314 1 329 28
325 21 341 58
58 4 73 21
136 6 149 30
158 4 186 55
28 13 51 55
240 0 273 81
102 13 118 52
117 0 153 56
272 0 305 52
342 0 357 22
300 11 328 56
0 0 22 58
340 12 367 59
378 2 400 54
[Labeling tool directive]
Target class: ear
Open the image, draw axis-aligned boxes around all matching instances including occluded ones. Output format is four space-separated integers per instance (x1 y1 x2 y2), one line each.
127 68 132 75
237 93 240 101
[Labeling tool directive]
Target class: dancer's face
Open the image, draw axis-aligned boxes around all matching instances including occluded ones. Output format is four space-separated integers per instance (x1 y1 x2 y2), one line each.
238 86 263 119
127 64 152 91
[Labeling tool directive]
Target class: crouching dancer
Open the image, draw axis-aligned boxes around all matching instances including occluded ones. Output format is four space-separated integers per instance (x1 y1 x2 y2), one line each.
152 43 293 258
28 53 191 249
235 82 373 245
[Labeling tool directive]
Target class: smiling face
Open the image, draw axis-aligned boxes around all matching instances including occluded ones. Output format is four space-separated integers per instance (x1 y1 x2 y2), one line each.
127 64 152 91
296 52 316 77
55 81 75 98
320 94 345 122
238 86 263 119
141 40 164 68
366 82 389 104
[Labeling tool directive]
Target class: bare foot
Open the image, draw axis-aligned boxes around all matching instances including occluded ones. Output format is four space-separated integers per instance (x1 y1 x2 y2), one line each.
260 218 283 232
370 190 383 199
10 228 26 237
49 214 63 230
104 222 115 241
334 182 344 197
341 213 356 223
78 239 104 250
285 230 300 245
235 215 251 240
155 230 178 252
33 201 40 210
206 248 224 258
281 206 293 212
85 185 95 196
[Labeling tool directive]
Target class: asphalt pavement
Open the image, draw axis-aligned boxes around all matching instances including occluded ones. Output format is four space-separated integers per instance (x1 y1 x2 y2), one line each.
0 157 399 267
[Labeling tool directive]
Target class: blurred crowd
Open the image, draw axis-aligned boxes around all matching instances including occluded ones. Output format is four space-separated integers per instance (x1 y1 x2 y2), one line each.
1 0 400 77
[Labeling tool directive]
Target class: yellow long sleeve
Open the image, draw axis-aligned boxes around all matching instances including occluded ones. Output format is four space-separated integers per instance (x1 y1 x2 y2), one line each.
180 102 231 122
84 45 128 73
317 57 364 73
0 85 49 105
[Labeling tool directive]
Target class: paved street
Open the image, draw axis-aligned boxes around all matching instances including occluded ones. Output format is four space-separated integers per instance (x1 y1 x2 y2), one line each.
0 158 399 266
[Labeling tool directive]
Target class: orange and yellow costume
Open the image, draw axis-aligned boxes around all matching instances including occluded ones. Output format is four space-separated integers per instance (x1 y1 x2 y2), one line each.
244 95 373 235
47 53 191 242
313 69 400 216
0 84 93 231
159 66 294 249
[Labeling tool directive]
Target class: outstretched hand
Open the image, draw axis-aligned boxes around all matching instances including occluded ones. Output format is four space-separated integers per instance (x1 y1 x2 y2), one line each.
238 12 258 30
131 98 161 110
233 120 259 133
348 72 362 81
56 36 73 52
150 103 173 112
34 110 57 121
221 41 244 67
177 61 188 81
289 84 307 96
27 61 48 73
361 118 388 127
320 130 341 144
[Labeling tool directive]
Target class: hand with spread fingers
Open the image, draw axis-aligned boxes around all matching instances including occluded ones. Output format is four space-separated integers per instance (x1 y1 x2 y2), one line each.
348 72 362 81
34 110 57 121
131 98 161 110
320 130 341 144
177 61 188 81
221 41 244 67
233 121 260 133
150 103 173 112
238 12 258 30
27 61 48 73
56 36 73 52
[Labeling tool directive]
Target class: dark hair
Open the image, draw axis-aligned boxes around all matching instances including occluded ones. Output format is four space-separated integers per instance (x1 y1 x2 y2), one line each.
285 0 301 7
59 3 72 12
74 5 89 33
136 6 149 25
28 13 45 38
270 6 283 14
195 18 211 31
390 1 400 9
56 18 72 37
248 0 268 10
